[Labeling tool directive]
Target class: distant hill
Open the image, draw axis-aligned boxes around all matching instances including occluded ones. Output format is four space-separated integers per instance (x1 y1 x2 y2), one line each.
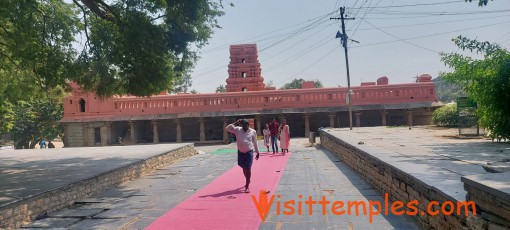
433 76 465 103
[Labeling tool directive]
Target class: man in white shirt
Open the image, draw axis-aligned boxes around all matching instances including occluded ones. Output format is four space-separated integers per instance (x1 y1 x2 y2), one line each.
226 118 260 193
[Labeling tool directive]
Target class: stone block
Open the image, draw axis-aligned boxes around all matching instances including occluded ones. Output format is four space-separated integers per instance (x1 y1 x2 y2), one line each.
488 222 510 230
68 217 137 230
400 181 407 191
482 212 510 228
76 197 123 204
92 209 142 219
22 218 82 228
48 208 105 218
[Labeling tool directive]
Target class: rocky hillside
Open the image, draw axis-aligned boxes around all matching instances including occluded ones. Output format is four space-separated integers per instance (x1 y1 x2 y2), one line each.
433 76 465 103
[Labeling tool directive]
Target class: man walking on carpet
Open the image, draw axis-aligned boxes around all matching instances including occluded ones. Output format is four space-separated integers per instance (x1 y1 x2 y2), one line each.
226 119 260 193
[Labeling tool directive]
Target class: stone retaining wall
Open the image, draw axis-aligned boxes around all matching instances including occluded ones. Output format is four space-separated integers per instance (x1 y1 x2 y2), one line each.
462 173 510 230
320 131 472 230
0 144 195 229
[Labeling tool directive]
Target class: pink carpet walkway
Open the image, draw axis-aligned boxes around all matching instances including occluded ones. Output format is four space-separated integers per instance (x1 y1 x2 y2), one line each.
146 152 291 230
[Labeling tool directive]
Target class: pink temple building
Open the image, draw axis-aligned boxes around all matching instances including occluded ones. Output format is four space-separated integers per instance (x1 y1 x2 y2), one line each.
61 44 437 147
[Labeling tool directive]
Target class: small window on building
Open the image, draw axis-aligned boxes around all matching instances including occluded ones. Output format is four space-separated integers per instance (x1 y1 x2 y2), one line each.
242 72 246 78
70 100 73 104
242 58 246 63
242 88 247 92
79 98 86 112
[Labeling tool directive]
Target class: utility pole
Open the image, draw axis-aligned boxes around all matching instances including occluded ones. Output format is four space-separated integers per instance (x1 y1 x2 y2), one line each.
331 7 355 130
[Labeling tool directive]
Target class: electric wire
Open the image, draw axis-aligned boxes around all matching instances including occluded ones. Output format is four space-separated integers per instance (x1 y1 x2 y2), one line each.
362 19 439 53
351 20 510 49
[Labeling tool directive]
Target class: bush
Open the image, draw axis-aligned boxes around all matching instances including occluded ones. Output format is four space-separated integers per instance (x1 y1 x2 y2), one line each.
432 104 458 126
441 36 510 141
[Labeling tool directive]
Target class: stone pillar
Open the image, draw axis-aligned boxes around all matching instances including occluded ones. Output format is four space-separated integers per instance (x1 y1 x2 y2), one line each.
86 125 96 146
355 112 361 128
380 110 388 126
152 120 159 144
83 123 90 147
175 119 182 143
255 115 262 135
100 126 107 146
222 117 229 144
199 117 205 142
407 109 414 130
129 121 136 144
304 113 310 138
328 113 336 128
100 122 112 146
63 123 69 147
422 108 433 125
106 122 112 145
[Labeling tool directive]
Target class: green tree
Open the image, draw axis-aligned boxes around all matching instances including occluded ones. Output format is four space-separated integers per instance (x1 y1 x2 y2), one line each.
432 103 458 127
0 1 80 92
440 36 510 141
11 100 64 149
0 99 14 136
0 69 66 145
280 78 323 89
0 0 224 97
216 84 226 93
190 89 199 94
169 74 193 94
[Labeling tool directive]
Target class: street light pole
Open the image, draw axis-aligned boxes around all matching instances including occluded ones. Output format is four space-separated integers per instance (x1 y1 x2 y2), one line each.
331 7 355 130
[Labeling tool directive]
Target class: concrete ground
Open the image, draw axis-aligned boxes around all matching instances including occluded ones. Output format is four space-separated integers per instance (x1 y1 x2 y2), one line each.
0 143 191 206
333 126 510 168
20 138 419 229
323 126 510 202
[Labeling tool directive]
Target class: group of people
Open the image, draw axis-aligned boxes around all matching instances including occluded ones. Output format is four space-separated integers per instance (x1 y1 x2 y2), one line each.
263 117 290 154
38 140 55 149
225 117 290 193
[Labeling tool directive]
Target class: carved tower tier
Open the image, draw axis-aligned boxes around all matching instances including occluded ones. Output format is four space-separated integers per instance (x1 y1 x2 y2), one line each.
226 44 265 92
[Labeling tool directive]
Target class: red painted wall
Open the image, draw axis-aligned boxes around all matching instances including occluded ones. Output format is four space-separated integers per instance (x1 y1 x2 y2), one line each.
62 81 436 122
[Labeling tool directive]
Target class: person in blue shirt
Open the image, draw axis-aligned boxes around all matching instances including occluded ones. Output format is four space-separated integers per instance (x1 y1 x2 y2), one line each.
39 140 46 149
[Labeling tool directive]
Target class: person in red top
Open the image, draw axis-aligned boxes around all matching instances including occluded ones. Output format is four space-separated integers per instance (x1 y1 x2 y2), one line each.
268 117 280 154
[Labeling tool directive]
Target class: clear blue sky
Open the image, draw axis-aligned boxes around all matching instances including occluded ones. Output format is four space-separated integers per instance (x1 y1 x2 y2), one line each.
189 0 510 93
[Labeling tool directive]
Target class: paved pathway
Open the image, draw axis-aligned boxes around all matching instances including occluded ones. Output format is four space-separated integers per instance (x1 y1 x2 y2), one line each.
21 139 419 229
259 139 417 230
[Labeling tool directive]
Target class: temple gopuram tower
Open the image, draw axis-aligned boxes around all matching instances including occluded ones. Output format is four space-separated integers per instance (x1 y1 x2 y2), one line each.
226 44 265 92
